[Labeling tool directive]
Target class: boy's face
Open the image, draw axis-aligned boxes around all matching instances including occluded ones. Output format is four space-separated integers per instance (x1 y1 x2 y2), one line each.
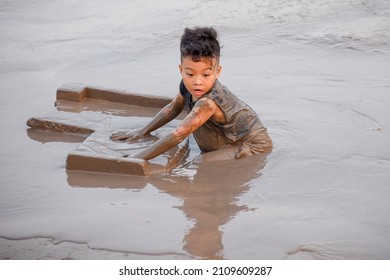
179 56 221 100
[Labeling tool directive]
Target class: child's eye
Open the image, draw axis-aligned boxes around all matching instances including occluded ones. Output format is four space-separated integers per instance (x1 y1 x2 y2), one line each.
186 73 193 77
203 74 210 77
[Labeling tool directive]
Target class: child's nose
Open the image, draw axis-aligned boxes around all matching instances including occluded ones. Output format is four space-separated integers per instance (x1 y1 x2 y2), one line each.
194 75 203 85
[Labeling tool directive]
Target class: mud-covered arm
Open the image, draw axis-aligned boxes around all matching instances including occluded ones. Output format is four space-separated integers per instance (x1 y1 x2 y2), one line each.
141 92 185 135
111 92 185 141
133 98 216 160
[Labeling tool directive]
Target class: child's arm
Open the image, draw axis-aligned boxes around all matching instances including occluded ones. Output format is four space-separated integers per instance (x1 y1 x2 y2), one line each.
132 98 217 160
111 92 185 141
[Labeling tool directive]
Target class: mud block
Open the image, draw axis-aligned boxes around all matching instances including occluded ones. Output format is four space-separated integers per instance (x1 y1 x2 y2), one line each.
56 83 172 108
86 87 171 108
66 131 150 176
65 131 189 176
26 117 94 135
26 107 111 134
67 153 149 176
57 83 88 102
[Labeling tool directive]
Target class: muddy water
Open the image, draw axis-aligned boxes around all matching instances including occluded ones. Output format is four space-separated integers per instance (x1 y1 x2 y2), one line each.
1 0 390 259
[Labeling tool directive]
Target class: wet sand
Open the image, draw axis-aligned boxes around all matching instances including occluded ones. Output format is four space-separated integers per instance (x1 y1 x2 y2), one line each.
1 0 390 259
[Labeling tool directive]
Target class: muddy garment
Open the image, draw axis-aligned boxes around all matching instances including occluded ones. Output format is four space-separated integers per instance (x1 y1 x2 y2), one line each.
179 80 272 158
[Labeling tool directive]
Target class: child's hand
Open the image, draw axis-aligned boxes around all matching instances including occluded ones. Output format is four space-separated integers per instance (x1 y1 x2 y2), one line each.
110 130 145 142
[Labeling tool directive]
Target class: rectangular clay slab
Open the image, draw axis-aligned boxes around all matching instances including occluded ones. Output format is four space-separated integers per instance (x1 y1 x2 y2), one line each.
67 153 150 176
66 131 188 176
57 83 171 108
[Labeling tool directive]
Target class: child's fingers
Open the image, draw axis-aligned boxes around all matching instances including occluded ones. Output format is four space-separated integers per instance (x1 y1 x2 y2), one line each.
110 131 123 138
110 133 128 141
110 133 119 140
126 135 142 143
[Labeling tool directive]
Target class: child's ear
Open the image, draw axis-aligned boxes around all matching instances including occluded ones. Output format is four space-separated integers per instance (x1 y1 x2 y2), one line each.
216 65 222 78
178 64 183 74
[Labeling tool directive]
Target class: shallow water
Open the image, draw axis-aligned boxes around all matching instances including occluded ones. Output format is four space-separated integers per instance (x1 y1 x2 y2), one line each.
1 0 390 259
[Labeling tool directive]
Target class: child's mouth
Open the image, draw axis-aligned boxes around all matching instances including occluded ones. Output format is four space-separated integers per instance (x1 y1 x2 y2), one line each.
193 89 203 96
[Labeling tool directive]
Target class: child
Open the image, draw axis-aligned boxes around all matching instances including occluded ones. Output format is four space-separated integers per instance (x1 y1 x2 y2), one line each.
111 27 272 160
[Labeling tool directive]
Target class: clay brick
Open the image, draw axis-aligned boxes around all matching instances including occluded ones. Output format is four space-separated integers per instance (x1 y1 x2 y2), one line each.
66 153 149 176
56 83 87 102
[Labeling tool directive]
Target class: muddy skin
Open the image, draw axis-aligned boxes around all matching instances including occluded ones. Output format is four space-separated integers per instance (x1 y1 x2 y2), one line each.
111 94 185 142
132 102 273 161
194 123 272 158
193 121 234 152
132 98 215 160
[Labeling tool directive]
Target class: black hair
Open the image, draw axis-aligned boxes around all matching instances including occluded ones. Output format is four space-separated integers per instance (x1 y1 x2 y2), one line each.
180 27 220 64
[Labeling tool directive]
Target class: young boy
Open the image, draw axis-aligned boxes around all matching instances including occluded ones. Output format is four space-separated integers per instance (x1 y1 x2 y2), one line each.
111 27 272 160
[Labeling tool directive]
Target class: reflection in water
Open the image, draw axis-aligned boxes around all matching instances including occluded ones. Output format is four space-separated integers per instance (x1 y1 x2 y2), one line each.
26 128 89 143
67 171 148 190
162 154 268 259
68 151 268 259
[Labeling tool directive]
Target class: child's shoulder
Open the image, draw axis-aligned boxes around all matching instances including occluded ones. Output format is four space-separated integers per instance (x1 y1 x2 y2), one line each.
208 80 237 100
